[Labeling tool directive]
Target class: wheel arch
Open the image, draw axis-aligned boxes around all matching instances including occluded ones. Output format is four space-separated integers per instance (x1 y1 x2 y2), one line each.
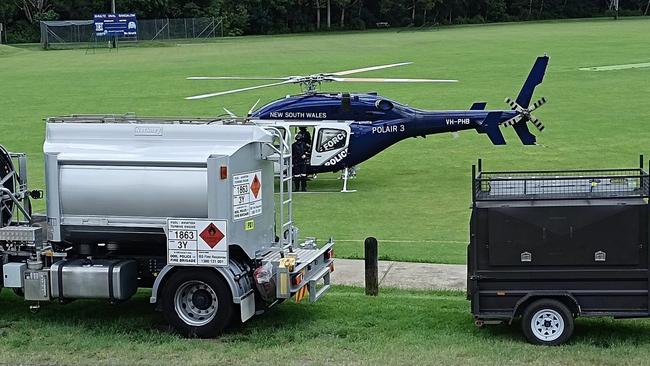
150 264 243 308
511 292 581 323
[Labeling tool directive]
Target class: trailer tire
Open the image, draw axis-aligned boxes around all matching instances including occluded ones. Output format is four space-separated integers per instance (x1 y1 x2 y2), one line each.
161 269 234 338
522 299 574 346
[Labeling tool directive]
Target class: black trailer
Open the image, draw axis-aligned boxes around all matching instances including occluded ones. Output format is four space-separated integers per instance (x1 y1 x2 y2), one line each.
467 157 650 345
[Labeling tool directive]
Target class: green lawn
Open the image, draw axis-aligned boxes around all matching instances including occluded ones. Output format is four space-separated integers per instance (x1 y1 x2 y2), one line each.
1 18 650 263
1 286 650 365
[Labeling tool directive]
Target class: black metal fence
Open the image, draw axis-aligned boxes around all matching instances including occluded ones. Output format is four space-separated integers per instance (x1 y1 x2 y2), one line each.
40 17 223 49
472 158 650 202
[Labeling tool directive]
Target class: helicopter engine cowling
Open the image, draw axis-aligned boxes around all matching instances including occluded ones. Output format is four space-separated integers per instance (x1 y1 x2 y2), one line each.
375 99 394 111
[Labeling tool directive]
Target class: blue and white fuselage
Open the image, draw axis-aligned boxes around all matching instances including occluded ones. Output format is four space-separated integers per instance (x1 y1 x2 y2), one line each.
248 55 549 175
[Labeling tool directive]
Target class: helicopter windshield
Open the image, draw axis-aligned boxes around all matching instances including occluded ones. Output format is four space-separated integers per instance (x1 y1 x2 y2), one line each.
317 129 347 152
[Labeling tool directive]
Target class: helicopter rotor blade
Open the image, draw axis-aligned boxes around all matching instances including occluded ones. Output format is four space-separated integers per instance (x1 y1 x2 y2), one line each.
528 97 547 112
248 99 261 115
505 97 525 113
185 80 295 100
330 62 413 76
330 77 458 83
187 76 292 81
530 115 545 132
502 115 524 127
223 107 238 118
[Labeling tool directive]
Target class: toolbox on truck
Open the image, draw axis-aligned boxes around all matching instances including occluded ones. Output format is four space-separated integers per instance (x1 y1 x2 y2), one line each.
468 157 650 345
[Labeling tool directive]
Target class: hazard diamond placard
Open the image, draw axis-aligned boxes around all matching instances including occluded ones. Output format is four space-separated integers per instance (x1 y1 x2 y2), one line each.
199 223 225 248
167 219 228 267
232 170 263 221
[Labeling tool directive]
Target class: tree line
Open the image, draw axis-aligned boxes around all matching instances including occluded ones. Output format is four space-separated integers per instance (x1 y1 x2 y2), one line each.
1 0 649 43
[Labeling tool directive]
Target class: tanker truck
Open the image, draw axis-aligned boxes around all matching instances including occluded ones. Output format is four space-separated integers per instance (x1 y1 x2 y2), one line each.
0 115 334 338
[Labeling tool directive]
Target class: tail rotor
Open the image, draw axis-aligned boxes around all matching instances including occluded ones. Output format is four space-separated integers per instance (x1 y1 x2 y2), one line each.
502 96 547 132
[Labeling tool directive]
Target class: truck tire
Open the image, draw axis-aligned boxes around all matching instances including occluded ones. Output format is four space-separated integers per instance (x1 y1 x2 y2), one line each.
522 299 574 346
161 269 234 338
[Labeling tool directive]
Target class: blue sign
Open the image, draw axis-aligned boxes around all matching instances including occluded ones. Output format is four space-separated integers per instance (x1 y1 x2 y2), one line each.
94 13 137 37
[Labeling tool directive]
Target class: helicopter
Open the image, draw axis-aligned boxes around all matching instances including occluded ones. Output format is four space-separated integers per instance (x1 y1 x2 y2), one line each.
186 55 549 192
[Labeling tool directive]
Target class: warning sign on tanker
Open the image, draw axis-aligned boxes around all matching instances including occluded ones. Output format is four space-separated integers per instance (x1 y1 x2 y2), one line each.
233 170 263 221
167 219 228 267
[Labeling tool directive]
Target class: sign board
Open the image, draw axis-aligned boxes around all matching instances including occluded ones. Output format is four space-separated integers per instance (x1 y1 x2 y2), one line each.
233 170 263 221
167 219 228 267
93 13 138 37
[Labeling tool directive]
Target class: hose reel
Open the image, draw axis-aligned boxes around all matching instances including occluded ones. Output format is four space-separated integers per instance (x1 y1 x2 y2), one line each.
0 145 15 228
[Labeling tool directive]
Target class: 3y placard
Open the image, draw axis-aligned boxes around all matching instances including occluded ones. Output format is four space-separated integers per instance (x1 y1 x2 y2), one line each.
167 219 228 267
233 170 263 221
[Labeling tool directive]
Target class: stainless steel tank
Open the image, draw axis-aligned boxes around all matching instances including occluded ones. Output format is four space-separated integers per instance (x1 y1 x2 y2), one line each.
43 116 277 259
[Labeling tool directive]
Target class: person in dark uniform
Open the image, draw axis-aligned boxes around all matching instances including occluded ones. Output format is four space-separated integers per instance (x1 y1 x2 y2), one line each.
292 133 309 192
296 126 312 149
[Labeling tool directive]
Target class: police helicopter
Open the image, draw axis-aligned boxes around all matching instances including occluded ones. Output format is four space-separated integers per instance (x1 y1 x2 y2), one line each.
185 55 549 192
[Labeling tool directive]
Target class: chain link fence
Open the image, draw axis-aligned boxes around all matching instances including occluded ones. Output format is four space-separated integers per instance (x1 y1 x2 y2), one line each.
40 17 223 49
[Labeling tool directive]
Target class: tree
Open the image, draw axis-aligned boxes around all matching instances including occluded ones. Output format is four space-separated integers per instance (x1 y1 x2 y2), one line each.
16 0 53 23
315 0 322 28
486 0 507 21
419 0 440 24
327 0 331 28
336 0 356 27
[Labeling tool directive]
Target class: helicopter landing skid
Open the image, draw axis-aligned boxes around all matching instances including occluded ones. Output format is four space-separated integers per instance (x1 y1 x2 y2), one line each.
341 167 357 193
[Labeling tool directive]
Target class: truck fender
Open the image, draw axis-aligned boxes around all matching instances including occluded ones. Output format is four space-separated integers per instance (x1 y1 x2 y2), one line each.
510 291 581 324
150 264 248 306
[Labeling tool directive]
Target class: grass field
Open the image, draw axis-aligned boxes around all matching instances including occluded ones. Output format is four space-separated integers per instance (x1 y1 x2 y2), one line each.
1 18 650 263
2 287 650 365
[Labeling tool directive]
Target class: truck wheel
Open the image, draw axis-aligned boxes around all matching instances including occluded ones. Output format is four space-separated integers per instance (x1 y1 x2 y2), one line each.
522 299 574 346
161 269 233 338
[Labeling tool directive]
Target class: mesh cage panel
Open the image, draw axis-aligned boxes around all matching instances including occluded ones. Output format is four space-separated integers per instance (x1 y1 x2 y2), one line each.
474 168 650 202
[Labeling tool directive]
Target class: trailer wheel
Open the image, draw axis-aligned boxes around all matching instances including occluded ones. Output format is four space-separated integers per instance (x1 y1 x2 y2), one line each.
161 269 234 338
522 299 574 346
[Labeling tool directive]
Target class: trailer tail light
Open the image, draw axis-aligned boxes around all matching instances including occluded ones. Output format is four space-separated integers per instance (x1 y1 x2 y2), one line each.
292 272 303 286
220 166 228 179
324 248 334 260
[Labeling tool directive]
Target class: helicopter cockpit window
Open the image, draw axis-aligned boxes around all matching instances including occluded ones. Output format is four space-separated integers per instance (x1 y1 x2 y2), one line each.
317 129 347 153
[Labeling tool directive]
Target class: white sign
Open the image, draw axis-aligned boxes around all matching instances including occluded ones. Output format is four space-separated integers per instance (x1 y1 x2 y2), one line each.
233 170 263 221
167 218 228 267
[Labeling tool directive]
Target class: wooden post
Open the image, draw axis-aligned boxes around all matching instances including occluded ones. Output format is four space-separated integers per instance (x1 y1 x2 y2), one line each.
364 237 378 296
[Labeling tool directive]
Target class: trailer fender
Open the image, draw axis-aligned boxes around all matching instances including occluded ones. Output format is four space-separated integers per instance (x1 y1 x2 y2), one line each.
510 292 581 324
150 261 255 323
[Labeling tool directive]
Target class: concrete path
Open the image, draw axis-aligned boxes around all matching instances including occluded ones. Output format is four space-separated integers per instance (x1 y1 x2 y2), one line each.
330 258 467 291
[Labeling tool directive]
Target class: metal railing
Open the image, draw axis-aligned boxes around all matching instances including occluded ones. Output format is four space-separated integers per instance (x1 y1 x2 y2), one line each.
472 156 650 202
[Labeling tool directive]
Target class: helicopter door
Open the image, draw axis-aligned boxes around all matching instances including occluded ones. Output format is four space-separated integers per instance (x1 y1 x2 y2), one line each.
310 126 351 167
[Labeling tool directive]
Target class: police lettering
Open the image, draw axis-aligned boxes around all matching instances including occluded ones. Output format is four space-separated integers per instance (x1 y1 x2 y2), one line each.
324 149 348 166
320 133 346 150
